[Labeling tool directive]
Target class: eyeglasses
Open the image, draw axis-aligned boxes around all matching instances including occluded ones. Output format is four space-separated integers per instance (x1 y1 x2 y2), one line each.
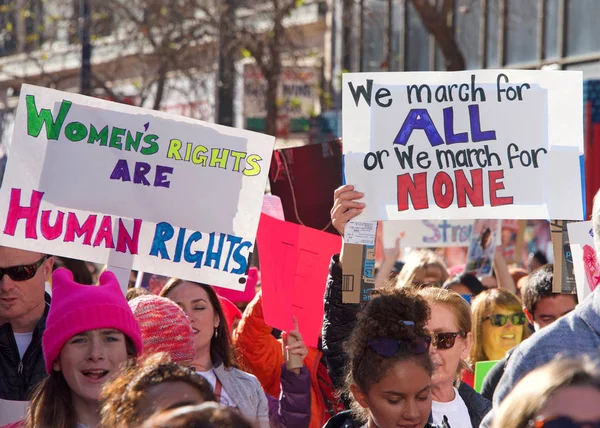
532 416 600 428
429 331 466 350
485 313 526 327
0 255 49 282
368 335 431 357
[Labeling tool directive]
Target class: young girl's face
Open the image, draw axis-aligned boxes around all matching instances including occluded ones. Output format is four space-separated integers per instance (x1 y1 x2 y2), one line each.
353 359 432 428
54 329 130 402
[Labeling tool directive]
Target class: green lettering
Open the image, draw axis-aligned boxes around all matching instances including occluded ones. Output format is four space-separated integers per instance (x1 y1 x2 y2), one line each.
125 131 143 152
109 127 126 149
64 122 88 142
141 134 159 155
88 125 109 146
26 95 72 140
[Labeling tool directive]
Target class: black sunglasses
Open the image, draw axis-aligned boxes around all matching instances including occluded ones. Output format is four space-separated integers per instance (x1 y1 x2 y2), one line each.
485 313 526 327
0 255 49 282
532 416 600 428
430 331 466 350
368 335 431 357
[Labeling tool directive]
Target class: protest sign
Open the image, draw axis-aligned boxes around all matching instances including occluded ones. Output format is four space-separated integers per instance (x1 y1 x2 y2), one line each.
550 220 577 294
0 399 28 426
567 221 600 302
342 241 376 304
262 194 285 221
382 220 474 249
343 70 585 221
0 85 275 290
474 360 498 393
257 213 341 348
465 219 501 277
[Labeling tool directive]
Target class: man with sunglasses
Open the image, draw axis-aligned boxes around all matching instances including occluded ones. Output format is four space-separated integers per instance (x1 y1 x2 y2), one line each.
0 246 53 403
480 264 578 402
481 191 600 428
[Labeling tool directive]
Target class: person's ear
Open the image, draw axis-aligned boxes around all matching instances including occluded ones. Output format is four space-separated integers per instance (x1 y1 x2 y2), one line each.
53 359 61 372
213 313 220 329
43 257 54 281
523 307 534 326
350 383 369 409
461 331 472 360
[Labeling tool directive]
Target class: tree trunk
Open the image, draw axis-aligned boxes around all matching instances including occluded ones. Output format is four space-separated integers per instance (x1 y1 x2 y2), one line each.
385 0 392 70
152 61 169 110
264 1 284 136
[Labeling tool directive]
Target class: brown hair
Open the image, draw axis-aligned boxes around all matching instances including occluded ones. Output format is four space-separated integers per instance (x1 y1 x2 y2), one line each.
100 353 215 427
141 402 254 428
469 288 531 366
344 287 432 421
160 279 237 368
493 357 600 428
25 337 137 428
418 287 472 376
126 287 151 301
395 249 449 288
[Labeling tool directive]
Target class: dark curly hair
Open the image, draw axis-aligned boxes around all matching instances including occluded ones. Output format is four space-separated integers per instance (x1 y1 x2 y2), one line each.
344 287 433 419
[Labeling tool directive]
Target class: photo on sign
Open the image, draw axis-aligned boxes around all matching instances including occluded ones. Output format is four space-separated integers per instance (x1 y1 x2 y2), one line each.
465 219 501 277
550 220 576 294
567 221 600 302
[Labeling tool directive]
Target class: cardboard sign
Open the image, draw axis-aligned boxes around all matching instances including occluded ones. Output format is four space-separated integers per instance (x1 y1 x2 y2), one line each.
342 242 376 304
257 214 342 348
383 220 474 249
567 221 600 302
465 219 501 277
0 85 275 290
550 220 577 294
343 70 585 221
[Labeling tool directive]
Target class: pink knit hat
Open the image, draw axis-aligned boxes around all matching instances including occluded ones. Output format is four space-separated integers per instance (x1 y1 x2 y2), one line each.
42 268 143 373
214 267 259 304
129 295 195 364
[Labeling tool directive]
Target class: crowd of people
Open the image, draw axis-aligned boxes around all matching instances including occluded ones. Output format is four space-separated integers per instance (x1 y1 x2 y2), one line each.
0 185 599 427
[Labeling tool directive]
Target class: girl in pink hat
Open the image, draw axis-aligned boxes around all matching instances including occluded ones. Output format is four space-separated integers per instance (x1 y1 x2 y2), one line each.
14 268 143 428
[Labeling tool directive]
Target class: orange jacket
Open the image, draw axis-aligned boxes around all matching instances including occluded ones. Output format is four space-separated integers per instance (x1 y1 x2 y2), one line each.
233 292 334 428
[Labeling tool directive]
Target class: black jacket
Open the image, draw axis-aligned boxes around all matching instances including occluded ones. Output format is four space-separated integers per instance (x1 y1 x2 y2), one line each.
323 411 449 428
0 294 50 401
456 382 492 428
480 348 514 402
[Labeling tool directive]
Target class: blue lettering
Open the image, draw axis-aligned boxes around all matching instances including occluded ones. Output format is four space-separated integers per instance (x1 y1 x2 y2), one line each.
150 222 174 259
173 227 186 263
204 232 225 269
184 232 203 268
224 235 242 272
231 241 252 274
394 109 444 147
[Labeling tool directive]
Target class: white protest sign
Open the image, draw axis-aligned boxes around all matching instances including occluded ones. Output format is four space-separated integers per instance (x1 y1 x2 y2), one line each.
262 194 285 221
567 221 600 302
0 85 275 290
343 70 584 221
383 220 474 249
0 399 28 426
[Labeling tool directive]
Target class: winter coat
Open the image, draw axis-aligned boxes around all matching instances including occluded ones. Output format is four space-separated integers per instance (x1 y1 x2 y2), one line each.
323 411 449 428
267 364 312 428
234 292 341 428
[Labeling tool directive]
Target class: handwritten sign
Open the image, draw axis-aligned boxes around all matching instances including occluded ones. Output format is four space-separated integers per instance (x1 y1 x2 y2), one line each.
383 220 473 249
567 221 600 302
257 214 341 348
465 219 501 277
343 70 584 221
0 85 275 290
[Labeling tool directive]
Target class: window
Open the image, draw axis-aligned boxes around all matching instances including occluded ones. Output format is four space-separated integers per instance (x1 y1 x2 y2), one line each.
566 0 600 56
504 0 538 65
405 0 429 71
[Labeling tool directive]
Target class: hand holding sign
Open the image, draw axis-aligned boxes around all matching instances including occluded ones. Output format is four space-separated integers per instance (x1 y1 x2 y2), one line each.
283 317 308 373
331 185 365 236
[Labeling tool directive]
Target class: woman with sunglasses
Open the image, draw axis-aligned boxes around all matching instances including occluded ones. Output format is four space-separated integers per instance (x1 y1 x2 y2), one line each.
418 288 491 428
470 289 531 369
325 287 445 428
492 357 600 428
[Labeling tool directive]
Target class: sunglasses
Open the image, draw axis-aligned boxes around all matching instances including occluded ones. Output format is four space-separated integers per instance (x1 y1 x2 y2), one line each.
0 255 49 282
368 335 431 357
532 416 600 428
485 313 526 327
430 331 466 350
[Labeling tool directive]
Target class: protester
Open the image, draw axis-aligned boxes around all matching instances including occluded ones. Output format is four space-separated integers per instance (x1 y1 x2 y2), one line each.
480 264 578 401
0 247 53 402
129 295 195 365
527 250 548 273
234 290 331 428
469 289 530 368
418 287 491 427
100 352 216 427
17 268 142 428
160 279 269 427
443 274 486 299
324 287 442 428
52 256 93 285
396 249 449 288
141 402 255 428
509 268 528 297
126 287 151 301
492 357 600 428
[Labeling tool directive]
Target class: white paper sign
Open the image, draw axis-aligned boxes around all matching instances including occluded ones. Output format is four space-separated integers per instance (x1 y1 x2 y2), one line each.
0 85 275 290
345 221 377 246
343 70 584 221
0 399 28 425
262 194 285 221
567 221 600 302
383 220 474 249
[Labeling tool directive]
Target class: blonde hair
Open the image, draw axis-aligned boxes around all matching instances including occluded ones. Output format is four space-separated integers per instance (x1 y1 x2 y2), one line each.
419 287 472 376
469 288 530 366
395 249 449 288
493 357 600 428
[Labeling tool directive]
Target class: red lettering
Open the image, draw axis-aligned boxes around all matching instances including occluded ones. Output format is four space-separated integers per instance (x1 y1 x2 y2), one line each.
455 169 484 208
41 210 65 240
3 188 42 239
116 218 142 254
432 172 454 209
93 216 115 248
397 172 429 211
64 213 97 245
489 170 514 206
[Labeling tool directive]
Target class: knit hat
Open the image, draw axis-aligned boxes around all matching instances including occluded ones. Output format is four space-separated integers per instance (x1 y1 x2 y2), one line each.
42 268 143 373
129 295 195 363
